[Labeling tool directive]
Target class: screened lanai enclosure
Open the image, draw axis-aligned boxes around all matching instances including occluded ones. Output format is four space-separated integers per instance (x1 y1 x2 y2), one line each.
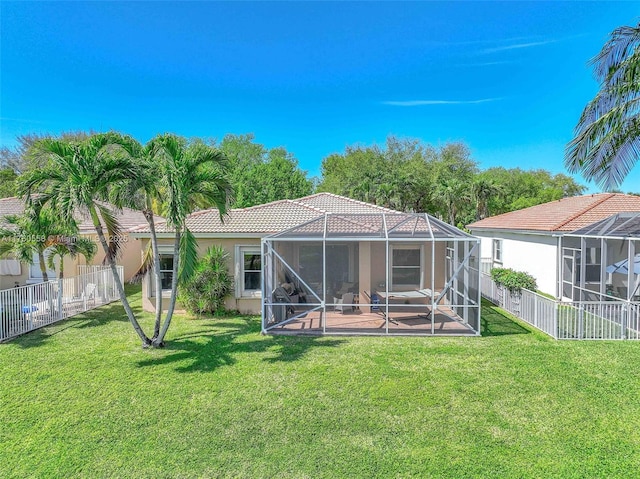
562 212 640 302
261 213 481 336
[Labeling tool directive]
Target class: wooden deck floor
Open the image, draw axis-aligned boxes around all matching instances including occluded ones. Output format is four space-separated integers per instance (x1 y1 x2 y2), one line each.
266 307 477 336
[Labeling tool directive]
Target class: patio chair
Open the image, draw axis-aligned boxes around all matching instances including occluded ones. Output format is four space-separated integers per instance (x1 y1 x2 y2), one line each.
334 292 354 314
62 283 97 311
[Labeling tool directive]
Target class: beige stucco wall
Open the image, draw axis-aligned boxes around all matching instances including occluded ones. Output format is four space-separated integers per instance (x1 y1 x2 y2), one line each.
364 241 446 293
140 236 263 315
137 237 453 316
0 262 28 289
0 232 144 292
75 233 143 282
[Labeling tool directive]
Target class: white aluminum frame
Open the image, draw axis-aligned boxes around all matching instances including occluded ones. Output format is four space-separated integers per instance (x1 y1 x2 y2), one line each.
261 212 481 336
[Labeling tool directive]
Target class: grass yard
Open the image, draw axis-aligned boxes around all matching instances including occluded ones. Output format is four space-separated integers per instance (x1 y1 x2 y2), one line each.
1 286 640 478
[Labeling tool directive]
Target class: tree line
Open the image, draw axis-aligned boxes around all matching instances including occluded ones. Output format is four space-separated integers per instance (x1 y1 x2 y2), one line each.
1 133 586 228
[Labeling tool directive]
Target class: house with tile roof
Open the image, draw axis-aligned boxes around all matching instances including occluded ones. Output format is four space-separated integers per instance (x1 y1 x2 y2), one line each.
130 192 481 337
130 192 404 314
0 197 158 288
467 193 640 298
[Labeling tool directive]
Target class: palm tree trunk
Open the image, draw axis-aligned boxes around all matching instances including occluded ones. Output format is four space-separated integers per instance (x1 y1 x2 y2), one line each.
89 205 151 347
143 206 163 340
153 229 181 348
38 251 49 283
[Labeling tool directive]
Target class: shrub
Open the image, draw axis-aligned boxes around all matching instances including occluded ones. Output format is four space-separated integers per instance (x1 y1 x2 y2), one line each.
491 267 537 293
178 246 233 315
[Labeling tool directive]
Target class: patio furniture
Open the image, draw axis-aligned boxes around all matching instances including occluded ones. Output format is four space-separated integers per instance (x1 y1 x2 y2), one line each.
374 289 444 322
61 283 97 312
334 292 354 314
271 286 308 322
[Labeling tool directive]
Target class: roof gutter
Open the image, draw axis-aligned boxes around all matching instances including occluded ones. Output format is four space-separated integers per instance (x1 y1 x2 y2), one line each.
130 232 266 239
469 227 567 237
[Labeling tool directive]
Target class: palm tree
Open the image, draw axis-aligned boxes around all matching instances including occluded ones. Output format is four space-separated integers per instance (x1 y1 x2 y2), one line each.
0 203 76 282
565 23 640 190
46 236 97 279
106 136 166 340
151 135 232 347
472 177 502 221
434 178 470 226
19 133 152 346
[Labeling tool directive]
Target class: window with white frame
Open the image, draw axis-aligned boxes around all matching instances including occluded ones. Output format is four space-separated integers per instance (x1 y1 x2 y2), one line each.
238 247 261 297
159 254 174 291
150 245 176 296
391 245 422 290
493 239 503 264
29 250 56 281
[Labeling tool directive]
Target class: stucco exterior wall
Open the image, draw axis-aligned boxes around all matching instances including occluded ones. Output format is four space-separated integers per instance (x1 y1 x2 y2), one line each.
474 230 559 297
0 263 28 289
355 241 447 295
138 237 454 316
0 231 144 293
140 237 263 315
75 233 143 282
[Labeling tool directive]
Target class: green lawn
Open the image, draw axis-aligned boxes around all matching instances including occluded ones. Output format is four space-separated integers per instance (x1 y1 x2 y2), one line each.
1 287 640 478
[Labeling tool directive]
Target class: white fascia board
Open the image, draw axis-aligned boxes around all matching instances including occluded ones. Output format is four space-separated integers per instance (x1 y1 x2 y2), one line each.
469 228 564 237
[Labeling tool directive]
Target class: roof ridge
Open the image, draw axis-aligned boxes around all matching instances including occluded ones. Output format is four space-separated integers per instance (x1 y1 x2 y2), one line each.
298 191 398 213
288 198 329 214
551 193 615 231
165 197 298 223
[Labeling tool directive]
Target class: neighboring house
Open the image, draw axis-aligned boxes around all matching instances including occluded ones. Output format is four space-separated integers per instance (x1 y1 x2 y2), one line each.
467 193 640 299
0 197 157 289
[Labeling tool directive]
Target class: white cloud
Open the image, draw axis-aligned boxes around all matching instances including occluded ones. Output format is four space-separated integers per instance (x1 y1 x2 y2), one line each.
481 39 557 54
382 98 501 107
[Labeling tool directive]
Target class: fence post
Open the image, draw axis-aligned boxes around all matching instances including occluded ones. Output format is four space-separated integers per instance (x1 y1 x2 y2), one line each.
57 278 63 320
27 286 33 330
622 302 628 340
553 302 558 339
578 305 584 339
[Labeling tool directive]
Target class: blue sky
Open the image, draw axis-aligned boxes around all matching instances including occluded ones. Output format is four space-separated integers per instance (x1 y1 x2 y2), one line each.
2 2 639 192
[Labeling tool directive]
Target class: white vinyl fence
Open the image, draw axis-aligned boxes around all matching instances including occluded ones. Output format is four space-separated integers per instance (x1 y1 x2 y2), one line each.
0 266 123 342
481 272 640 340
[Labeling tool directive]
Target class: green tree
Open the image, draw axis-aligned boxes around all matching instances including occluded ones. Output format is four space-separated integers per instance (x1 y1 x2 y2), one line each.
431 142 477 225
472 175 503 221
19 133 152 346
219 134 312 207
319 136 436 212
482 168 584 216
0 167 18 198
0 131 91 174
0 202 84 282
46 236 97 279
566 23 640 190
178 246 233 315
108 136 167 340
151 134 232 347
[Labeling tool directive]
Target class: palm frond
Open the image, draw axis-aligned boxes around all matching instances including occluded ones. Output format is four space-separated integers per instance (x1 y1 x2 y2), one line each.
130 241 155 284
592 25 640 82
565 22 640 190
96 203 123 263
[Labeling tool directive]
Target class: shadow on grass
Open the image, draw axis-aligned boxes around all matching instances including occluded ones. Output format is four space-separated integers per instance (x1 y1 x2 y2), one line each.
481 299 530 337
4 285 143 349
5 300 133 349
136 317 346 373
